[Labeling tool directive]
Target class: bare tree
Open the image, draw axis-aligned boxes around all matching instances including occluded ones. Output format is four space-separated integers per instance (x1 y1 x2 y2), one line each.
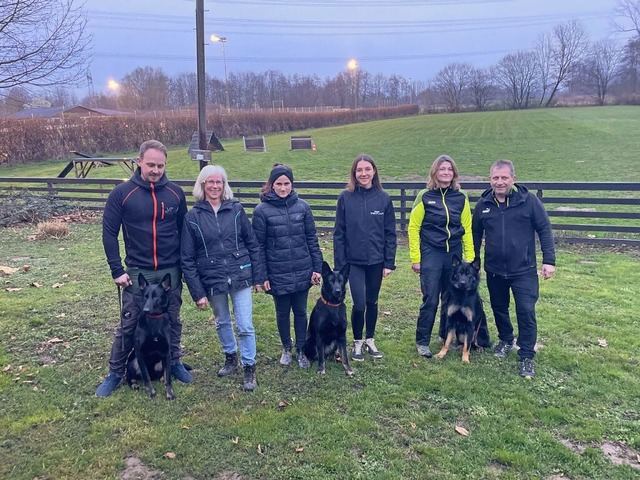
171 73 198 107
537 20 589 106
613 0 640 36
468 67 496 111
0 0 90 90
619 37 640 94
493 50 539 109
580 40 623 105
1 85 31 113
120 67 171 110
44 86 78 107
433 62 473 112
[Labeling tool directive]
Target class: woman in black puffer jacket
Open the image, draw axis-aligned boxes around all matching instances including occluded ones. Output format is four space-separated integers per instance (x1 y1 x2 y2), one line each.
252 164 323 368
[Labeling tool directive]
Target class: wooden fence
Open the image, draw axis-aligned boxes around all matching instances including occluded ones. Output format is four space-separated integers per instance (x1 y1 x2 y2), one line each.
1 177 639 246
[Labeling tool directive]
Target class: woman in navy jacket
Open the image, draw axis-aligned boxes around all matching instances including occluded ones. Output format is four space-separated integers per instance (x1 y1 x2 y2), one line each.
334 154 397 361
181 165 266 391
252 164 323 368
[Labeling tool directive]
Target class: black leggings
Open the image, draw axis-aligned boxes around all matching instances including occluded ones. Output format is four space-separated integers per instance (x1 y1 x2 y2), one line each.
349 263 384 340
273 290 309 351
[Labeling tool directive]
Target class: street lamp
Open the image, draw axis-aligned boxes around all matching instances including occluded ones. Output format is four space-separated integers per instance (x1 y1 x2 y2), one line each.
107 78 121 110
210 35 230 111
347 59 358 109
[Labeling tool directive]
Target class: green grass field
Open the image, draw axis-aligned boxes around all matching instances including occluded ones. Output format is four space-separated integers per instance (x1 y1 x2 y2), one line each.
1 106 640 479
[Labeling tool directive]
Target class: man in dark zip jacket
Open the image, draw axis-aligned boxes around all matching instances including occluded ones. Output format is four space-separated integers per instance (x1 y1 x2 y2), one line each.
96 140 192 398
472 159 555 379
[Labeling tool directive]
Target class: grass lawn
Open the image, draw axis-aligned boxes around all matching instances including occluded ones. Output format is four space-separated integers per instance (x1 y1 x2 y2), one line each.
1 106 639 479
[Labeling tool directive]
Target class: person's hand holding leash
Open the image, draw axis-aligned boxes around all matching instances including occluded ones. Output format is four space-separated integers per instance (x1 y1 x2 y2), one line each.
196 297 209 310
311 272 322 285
382 268 393 278
539 264 555 280
411 263 420 274
114 273 132 287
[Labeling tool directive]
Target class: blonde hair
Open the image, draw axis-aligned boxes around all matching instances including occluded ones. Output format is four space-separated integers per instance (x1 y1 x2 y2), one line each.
192 165 234 202
427 154 460 190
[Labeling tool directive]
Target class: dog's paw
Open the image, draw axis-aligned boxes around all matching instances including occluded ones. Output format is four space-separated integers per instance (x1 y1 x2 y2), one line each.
147 388 157 398
166 393 176 401
434 352 447 359
345 369 354 377
317 369 326 375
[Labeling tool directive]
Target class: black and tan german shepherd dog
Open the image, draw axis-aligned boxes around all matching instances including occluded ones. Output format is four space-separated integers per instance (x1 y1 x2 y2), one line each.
304 261 354 376
435 256 492 363
126 273 175 400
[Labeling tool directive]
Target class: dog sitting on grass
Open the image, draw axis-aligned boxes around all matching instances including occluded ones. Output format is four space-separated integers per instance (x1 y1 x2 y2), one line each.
435 256 492 363
303 261 354 376
125 273 176 400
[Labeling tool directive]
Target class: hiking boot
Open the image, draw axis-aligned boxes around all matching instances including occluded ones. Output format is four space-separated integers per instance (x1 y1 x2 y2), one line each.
364 338 383 359
171 362 193 383
416 344 433 358
297 350 310 369
519 358 535 379
95 372 122 398
351 340 364 361
494 340 514 358
217 352 239 377
243 364 257 391
280 348 292 366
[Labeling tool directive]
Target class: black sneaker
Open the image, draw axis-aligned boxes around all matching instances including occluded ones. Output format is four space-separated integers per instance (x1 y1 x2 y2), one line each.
519 358 535 379
217 352 239 377
494 340 514 358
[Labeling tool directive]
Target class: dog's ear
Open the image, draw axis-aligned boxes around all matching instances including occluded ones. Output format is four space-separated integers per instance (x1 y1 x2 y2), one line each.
161 273 172 291
339 262 350 279
452 255 461 267
322 261 332 277
138 273 148 290
471 257 481 271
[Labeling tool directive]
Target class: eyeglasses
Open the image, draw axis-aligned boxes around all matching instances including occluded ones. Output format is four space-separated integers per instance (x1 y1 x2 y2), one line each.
204 179 224 186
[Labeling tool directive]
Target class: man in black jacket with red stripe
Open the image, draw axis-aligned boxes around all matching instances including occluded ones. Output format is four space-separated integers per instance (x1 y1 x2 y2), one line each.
472 159 555 380
96 140 192 397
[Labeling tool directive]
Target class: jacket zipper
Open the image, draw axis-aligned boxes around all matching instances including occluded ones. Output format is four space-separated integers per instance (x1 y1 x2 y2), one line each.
441 188 451 252
151 183 158 270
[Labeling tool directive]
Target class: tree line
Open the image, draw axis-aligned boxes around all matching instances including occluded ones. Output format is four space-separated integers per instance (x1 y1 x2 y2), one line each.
2 1 640 114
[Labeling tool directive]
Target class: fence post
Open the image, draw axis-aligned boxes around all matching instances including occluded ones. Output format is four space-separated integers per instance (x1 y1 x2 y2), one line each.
400 188 407 233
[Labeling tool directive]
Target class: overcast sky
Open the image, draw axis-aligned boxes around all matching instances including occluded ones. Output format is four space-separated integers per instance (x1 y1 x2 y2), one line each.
83 0 626 95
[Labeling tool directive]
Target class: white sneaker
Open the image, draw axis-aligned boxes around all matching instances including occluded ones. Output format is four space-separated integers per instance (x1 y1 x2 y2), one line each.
352 340 364 361
365 338 383 359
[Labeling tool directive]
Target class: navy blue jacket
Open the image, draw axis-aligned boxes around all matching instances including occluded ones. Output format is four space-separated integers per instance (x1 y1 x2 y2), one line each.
102 168 187 279
181 200 266 300
472 183 556 279
333 185 397 271
252 190 323 295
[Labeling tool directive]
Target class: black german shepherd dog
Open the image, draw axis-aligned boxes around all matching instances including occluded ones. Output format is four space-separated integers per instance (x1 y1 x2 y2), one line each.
126 273 175 400
435 256 492 364
303 261 354 376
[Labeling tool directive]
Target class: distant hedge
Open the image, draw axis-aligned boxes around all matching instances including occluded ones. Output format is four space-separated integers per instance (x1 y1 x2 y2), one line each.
0 105 418 166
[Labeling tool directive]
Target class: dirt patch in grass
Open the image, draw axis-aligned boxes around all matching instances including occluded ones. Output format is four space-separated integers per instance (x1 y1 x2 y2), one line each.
120 456 165 480
559 439 640 470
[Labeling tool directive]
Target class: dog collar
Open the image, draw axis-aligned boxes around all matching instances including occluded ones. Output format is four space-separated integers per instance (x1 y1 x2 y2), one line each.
146 313 165 319
320 296 342 307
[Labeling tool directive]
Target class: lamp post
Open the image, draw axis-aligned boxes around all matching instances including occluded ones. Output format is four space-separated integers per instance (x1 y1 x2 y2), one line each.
347 59 358 109
211 35 230 112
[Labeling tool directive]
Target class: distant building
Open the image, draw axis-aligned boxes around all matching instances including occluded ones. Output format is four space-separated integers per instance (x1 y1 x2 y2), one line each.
7 105 130 120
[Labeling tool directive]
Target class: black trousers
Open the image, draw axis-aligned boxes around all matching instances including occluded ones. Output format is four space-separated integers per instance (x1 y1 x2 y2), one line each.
486 271 539 360
349 263 384 340
107 267 183 376
273 289 309 351
415 246 462 346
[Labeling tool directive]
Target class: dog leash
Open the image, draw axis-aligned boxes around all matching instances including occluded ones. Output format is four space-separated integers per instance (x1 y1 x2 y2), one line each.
116 285 125 350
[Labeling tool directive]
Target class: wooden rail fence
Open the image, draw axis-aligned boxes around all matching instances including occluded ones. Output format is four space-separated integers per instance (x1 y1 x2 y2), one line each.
1 178 639 246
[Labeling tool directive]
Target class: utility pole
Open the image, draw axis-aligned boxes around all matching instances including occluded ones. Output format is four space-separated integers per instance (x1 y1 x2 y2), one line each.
195 0 207 170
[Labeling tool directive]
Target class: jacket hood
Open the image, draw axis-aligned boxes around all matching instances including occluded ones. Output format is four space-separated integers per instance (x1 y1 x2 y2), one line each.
260 189 299 206
129 167 169 190
479 182 530 206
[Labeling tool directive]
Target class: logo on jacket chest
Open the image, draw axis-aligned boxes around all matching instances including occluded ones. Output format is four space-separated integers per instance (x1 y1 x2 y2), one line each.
370 210 384 216
482 207 491 214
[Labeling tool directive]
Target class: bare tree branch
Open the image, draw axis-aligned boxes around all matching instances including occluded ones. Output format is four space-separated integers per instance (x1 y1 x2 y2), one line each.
612 0 640 36
0 0 91 90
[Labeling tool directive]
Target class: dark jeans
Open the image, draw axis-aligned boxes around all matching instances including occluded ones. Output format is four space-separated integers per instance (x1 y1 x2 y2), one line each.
349 263 384 340
416 246 462 346
273 290 309 351
486 271 539 360
108 267 183 376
